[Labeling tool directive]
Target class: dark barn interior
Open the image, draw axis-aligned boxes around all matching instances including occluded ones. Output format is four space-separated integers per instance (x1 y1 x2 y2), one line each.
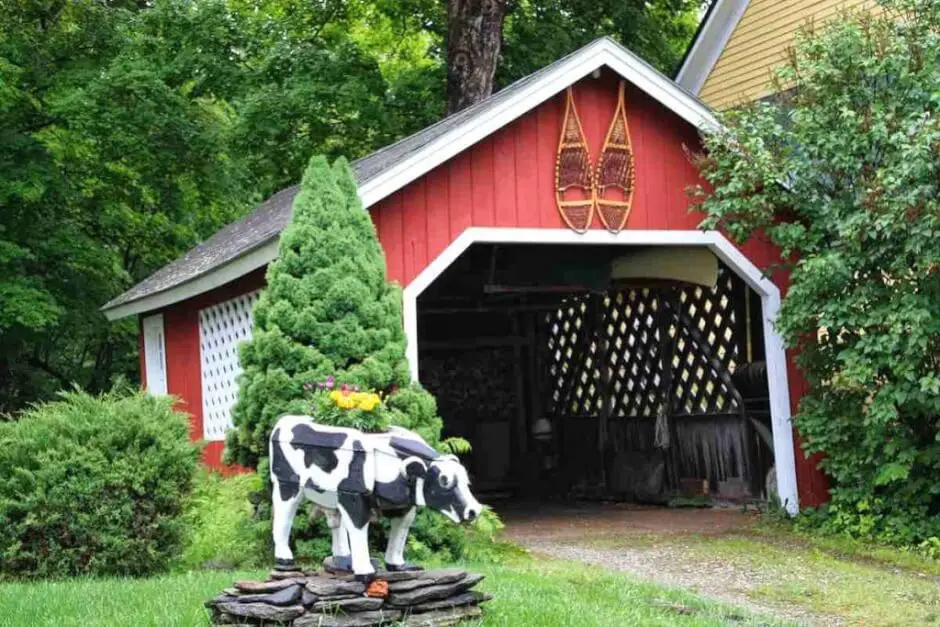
418 243 776 506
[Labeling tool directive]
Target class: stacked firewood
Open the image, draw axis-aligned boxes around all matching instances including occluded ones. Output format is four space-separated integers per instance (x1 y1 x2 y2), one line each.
206 567 491 626
421 348 517 422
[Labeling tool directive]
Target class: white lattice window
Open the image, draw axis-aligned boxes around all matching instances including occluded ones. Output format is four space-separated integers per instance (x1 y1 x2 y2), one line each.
199 291 260 441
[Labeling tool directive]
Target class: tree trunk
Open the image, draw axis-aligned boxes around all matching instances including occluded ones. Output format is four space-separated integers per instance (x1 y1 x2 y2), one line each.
446 0 508 115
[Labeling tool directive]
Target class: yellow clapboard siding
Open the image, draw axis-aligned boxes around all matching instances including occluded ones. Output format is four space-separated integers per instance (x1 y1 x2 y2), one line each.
700 0 879 109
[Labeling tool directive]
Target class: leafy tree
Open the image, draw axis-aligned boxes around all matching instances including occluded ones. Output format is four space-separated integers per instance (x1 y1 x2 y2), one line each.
499 0 702 85
0 1 249 412
226 155 441 469
695 0 940 543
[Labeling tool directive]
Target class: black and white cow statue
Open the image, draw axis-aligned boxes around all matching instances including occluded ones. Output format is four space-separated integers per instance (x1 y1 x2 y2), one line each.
269 415 482 581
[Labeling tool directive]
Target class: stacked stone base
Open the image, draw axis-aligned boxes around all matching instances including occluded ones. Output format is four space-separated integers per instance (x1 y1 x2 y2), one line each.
206 567 491 626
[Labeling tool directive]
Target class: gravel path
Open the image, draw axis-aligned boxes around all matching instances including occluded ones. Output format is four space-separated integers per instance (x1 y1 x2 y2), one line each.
499 502 843 627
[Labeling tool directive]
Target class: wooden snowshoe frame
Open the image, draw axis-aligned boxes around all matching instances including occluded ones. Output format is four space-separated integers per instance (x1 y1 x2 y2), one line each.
555 87 595 233
595 80 637 233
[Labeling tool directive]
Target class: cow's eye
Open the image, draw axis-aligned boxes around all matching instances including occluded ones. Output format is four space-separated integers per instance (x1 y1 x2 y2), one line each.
438 473 454 490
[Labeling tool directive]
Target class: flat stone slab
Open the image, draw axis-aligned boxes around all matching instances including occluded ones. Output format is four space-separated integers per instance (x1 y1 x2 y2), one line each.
305 578 367 597
411 591 493 614
204 593 238 608
235 578 303 593
215 601 304 622
404 605 483 626
270 569 307 580
388 574 484 607
312 596 385 612
374 569 423 582
420 569 468 586
388 569 469 593
387 578 433 593
294 609 403 627
235 584 302 606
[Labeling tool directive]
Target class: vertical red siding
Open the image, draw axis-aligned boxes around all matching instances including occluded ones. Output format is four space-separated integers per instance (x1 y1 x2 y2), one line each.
152 268 265 472
372 71 712 284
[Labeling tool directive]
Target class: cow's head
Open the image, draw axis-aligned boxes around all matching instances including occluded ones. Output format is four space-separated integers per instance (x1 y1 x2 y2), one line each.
404 455 482 523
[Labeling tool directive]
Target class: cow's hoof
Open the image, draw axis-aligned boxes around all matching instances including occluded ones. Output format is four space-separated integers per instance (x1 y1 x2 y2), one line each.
273 558 296 572
385 562 424 572
354 573 376 583
324 556 380 574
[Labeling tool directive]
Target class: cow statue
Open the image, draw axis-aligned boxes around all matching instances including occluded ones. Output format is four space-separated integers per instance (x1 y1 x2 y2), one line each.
268 414 483 581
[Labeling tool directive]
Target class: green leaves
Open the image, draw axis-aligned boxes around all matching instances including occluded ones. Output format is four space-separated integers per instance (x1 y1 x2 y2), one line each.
0 390 199 578
697 1 940 544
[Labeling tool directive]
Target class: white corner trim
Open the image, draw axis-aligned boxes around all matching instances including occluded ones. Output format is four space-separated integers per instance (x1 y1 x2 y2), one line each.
401 227 799 514
141 313 168 396
103 240 278 321
359 38 719 210
676 0 750 95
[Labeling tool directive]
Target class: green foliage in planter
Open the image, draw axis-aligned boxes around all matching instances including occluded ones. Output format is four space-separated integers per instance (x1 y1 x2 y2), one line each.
0 390 199 578
695 0 940 544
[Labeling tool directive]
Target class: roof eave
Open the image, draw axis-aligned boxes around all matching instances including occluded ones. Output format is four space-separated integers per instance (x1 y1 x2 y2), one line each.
101 238 279 321
675 0 750 95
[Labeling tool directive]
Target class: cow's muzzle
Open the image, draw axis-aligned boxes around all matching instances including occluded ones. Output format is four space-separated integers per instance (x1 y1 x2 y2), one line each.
464 505 481 523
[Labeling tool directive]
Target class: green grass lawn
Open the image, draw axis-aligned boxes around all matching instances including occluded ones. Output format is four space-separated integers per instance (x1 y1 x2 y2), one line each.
0 557 784 627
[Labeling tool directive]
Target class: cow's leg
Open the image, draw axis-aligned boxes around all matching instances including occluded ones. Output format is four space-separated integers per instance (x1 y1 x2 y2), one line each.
271 477 303 571
384 507 421 572
337 492 374 582
323 507 352 572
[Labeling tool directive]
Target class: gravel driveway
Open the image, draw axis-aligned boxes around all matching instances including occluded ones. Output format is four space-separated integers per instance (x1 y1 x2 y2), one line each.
499 501 842 626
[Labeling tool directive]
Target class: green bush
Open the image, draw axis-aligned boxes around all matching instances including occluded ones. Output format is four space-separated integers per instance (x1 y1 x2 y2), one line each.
0 390 199 579
176 471 268 571
696 0 940 544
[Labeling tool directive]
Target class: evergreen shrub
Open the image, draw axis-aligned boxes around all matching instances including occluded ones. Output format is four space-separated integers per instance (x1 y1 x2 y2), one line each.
0 390 198 578
226 155 498 562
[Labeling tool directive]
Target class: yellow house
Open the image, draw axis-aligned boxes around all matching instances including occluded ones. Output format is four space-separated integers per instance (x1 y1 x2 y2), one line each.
676 0 878 109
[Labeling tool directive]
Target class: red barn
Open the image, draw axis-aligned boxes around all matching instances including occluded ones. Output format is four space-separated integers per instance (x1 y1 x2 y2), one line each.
102 38 828 513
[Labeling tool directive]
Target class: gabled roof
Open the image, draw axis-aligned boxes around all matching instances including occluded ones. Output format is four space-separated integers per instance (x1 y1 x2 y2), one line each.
102 36 718 321
675 0 750 95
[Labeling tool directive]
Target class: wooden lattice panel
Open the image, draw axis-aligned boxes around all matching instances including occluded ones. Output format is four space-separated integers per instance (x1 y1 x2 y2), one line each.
199 290 260 441
544 265 746 419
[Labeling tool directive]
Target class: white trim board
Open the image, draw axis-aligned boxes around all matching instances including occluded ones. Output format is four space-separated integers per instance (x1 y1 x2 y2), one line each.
676 0 750 95
142 313 168 396
401 227 800 515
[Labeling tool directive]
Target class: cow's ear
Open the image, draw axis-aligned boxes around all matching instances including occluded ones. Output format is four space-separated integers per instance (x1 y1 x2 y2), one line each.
402 456 427 480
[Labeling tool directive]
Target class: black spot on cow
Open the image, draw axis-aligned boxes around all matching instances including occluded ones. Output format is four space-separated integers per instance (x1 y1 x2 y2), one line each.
338 440 368 495
389 435 439 461
291 424 346 473
338 491 370 530
336 440 371 528
374 476 411 507
270 428 299 501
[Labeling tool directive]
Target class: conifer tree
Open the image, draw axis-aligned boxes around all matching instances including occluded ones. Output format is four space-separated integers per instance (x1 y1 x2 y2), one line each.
226 156 441 468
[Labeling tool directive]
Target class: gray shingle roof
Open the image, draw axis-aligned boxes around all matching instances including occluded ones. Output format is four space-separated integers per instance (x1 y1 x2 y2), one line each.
102 37 713 317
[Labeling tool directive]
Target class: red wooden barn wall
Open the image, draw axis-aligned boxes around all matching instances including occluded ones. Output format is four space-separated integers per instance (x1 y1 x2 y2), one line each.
158 268 266 471
150 70 829 507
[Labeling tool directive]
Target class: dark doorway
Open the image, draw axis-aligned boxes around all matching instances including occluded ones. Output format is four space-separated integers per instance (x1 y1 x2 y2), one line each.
418 243 773 505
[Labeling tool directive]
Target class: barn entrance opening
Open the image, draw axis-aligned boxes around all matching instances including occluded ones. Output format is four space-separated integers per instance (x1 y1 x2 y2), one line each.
417 242 775 507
